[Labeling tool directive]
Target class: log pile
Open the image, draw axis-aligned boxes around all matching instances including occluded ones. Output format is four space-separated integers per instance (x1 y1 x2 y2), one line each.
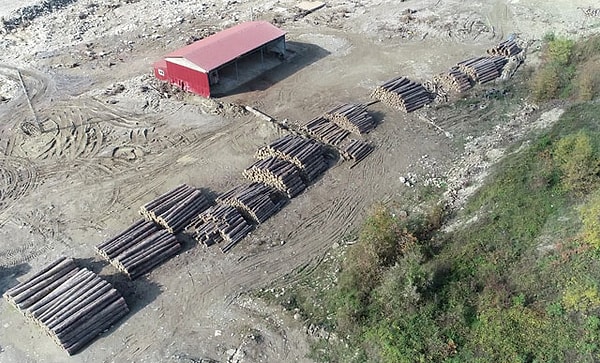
340 139 374 163
370 76 432 112
187 204 253 253
487 39 522 57
139 184 210 233
457 56 508 84
303 116 351 147
243 157 306 198
323 103 375 134
217 183 284 224
95 221 181 279
3 257 129 355
256 135 327 182
432 67 472 93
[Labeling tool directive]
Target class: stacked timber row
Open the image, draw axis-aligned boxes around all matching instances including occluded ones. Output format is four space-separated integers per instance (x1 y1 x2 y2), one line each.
187 204 253 253
303 116 351 147
457 56 508 84
323 103 375 134
487 39 522 57
256 135 327 182
432 67 472 93
95 221 181 279
370 76 433 112
3 257 129 355
243 157 306 198
216 183 285 224
139 184 210 233
340 139 374 163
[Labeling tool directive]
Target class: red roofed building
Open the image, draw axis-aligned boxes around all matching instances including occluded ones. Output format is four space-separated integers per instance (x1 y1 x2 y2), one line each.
153 21 286 98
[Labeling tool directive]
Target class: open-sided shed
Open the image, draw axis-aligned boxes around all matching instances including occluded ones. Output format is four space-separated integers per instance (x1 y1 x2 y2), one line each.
153 21 286 98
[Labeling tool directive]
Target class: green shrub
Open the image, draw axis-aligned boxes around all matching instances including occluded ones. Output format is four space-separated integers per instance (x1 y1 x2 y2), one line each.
575 58 600 101
552 131 600 194
563 278 600 313
547 38 575 65
581 189 600 248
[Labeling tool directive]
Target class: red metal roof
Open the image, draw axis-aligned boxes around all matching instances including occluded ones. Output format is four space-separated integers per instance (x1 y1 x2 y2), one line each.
165 21 286 72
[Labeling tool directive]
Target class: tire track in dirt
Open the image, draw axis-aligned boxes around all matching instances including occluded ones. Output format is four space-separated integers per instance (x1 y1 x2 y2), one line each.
0 156 39 227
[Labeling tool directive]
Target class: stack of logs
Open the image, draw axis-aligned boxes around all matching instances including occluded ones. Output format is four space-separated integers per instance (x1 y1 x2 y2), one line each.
256 135 327 182
432 67 472 93
95 220 181 279
340 139 374 163
370 76 432 112
457 56 508 84
3 257 129 355
139 184 210 233
187 204 253 253
243 157 306 198
323 103 375 134
216 183 284 224
303 116 350 147
487 39 522 57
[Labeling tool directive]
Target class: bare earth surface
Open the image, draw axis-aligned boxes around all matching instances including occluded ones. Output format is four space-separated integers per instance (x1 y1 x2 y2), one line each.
0 0 598 362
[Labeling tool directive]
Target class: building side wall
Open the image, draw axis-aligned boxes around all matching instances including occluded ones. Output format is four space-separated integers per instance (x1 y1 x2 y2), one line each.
165 61 210 97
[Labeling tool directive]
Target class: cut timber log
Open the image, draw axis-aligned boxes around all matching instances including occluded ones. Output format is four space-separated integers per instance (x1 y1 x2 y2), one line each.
323 103 375 135
370 76 433 113
216 183 285 224
457 56 508 84
487 39 522 57
139 184 210 233
340 139 374 165
186 204 253 252
256 135 327 182
243 157 306 198
432 67 472 93
95 221 182 279
2 258 128 355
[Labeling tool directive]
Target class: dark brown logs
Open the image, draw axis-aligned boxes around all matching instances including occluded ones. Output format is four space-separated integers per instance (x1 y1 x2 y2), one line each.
187 204 254 252
487 39 522 57
323 103 375 135
370 76 433 113
303 116 351 147
139 184 210 233
216 183 285 224
2 259 128 355
432 67 472 93
255 135 327 182
457 56 508 84
96 223 181 279
340 139 374 164
243 157 306 198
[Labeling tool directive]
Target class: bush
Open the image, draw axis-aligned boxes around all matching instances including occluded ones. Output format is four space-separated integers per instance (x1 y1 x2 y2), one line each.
552 131 600 194
581 189 600 249
575 58 600 101
563 278 600 313
547 37 575 65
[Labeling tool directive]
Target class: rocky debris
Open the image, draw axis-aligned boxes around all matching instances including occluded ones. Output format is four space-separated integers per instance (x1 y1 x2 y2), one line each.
1 0 78 33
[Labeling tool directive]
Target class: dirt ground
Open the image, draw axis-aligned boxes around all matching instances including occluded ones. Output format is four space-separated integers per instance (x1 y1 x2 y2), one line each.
0 0 598 362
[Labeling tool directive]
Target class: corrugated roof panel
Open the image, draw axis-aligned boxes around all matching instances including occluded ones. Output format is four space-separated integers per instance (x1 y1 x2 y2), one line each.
166 21 285 72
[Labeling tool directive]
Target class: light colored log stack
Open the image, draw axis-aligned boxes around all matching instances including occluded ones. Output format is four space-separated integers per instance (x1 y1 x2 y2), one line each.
95 221 181 279
432 67 472 93
457 56 508 84
187 204 253 253
323 103 375 135
3 257 129 355
487 39 522 57
340 139 374 163
216 182 285 224
139 184 211 233
256 135 327 182
243 157 306 198
303 116 351 147
370 76 433 113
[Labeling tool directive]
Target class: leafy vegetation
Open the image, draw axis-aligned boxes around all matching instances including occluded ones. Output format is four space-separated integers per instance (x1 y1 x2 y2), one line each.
531 34 600 102
261 35 600 362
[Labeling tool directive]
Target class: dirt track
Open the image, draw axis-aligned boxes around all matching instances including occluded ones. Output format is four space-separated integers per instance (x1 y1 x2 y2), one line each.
1 0 598 362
